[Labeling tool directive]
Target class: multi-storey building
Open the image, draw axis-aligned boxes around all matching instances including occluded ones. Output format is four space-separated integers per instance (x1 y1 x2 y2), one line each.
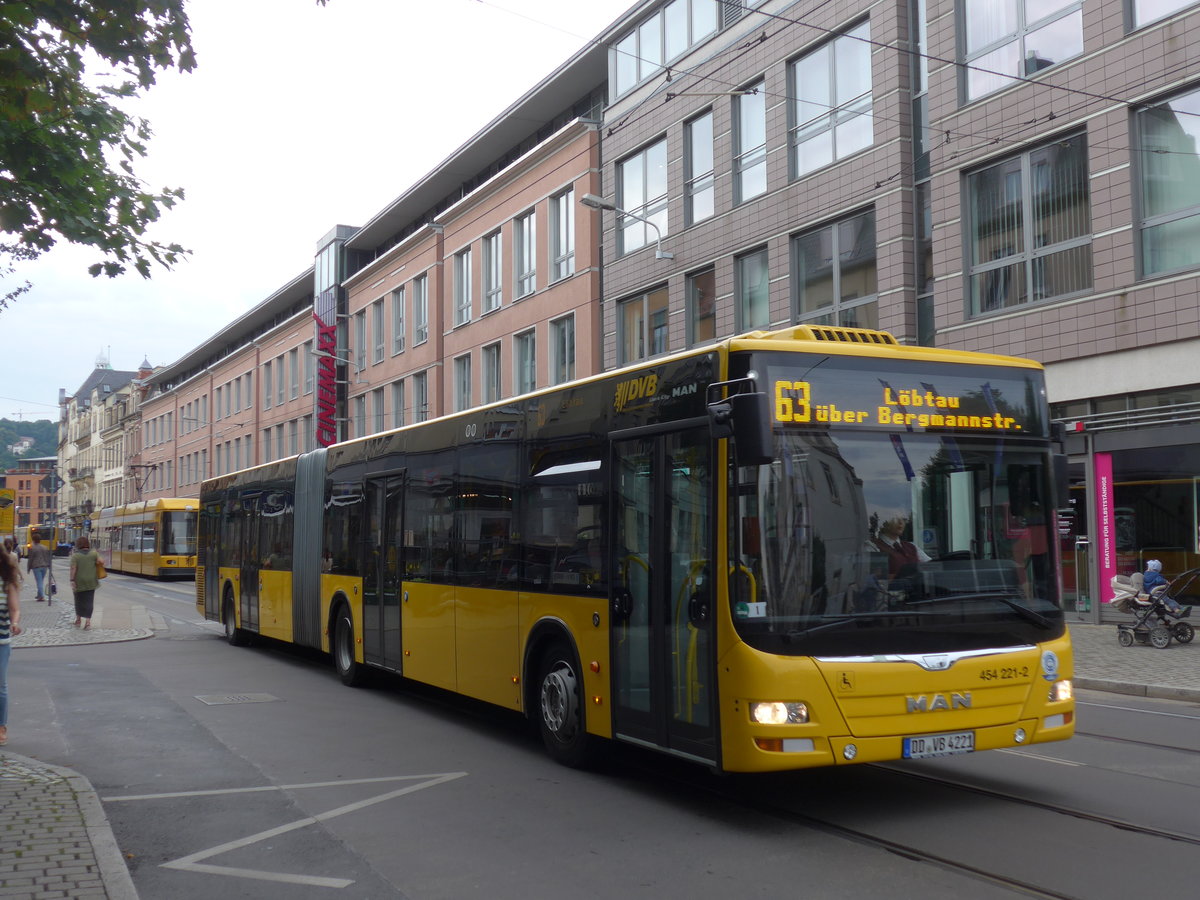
2 456 57 530
111 0 1200 621
57 364 144 536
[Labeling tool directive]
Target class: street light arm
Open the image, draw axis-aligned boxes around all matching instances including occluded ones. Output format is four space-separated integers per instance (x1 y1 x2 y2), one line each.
578 193 674 260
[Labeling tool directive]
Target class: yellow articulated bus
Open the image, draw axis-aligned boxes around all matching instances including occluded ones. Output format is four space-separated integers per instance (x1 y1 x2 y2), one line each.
96 499 198 578
197 325 1075 773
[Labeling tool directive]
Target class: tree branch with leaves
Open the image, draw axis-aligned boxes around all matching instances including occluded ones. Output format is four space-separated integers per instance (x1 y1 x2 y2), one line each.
0 1 197 308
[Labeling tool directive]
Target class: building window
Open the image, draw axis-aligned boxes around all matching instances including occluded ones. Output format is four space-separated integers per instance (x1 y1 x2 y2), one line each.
617 139 668 254
454 354 472 412
391 287 406 354
736 248 771 331
262 361 272 410
685 111 715 225
734 82 766 203
353 310 367 369
1138 86 1200 277
966 132 1091 315
392 380 406 428
413 274 429 344
413 371 428 423
275 355 285 405
263 427 272 463
612 0 719 97
289 348 299 399
515 330 536 394
551 189 575 281
482 231 502 312
372 299 385 363
792 210 878 328
482 342 502 404
1134 0 1196 27
687 267 716 346
303 340 314 394
550 314 575 385
791 22 873 178
454 247 472 326
354 395 366 438
962 1 1082 102
373 387 385 433
515 212 536 298
618 286 669 365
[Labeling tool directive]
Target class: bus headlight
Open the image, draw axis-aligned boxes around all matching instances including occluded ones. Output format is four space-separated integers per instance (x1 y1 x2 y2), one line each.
1048 680 1073 702
750 702 809 725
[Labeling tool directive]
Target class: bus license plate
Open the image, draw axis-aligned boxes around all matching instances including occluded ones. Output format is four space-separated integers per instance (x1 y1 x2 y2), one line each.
903 730 975 759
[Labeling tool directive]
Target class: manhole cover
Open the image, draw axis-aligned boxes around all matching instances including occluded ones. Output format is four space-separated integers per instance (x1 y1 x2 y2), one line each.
194 693 281 706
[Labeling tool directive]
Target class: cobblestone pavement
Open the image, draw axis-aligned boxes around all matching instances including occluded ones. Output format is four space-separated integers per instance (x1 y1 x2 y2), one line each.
1 580 1197 898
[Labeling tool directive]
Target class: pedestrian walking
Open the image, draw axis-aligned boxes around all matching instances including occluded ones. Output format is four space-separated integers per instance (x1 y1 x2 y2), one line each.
69 535 101 630
1 543 23 746
26 533 52 602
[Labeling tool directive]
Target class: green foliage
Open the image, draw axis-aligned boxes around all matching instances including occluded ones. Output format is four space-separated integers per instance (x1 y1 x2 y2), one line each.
0 417 57 470
0 1 197 308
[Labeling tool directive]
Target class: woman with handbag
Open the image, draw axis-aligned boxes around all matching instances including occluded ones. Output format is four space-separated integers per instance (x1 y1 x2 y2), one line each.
69 535 102 630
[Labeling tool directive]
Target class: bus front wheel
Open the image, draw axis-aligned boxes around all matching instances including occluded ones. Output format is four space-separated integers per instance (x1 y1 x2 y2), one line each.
332 605 365 687
536 642 598 767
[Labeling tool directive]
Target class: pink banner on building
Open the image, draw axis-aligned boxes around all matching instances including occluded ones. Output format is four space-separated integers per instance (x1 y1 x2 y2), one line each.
1095 452 1116 604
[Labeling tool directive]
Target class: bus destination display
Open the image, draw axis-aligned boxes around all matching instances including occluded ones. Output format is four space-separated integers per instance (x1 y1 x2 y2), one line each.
765 358 1045 435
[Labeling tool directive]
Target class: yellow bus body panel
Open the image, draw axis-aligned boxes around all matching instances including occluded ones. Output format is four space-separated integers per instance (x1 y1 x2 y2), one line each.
217 568 239 620
455 585 520 710
717 633 1075 773
518 592 613 740
258 570 293 643
317 574 363 657
401 581 457 690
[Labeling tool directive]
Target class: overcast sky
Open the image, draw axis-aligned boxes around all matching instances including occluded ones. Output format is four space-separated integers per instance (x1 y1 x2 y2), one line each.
1 0 634 424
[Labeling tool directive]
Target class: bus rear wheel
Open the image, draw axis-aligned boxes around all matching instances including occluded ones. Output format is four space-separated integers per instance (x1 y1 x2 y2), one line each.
332 605 365 687
536 642 598 767
223 592 249 647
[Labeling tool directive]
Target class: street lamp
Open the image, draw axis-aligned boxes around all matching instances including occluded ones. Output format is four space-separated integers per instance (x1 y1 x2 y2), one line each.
310 348 356 367
579 193 674 260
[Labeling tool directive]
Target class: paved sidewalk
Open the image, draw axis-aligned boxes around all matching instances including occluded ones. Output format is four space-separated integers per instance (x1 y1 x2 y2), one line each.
1 585 1197 898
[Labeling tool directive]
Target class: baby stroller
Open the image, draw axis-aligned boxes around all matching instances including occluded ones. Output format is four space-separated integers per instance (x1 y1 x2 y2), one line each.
1110 572 1194 648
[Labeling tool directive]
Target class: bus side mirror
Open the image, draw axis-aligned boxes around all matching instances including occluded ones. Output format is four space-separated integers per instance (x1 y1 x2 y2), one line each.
709 391 773 466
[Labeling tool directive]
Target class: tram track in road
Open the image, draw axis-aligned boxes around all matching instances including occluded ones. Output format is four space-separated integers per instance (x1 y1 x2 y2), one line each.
619 756 1084 900
613 744 1200 900
868 762 1200 848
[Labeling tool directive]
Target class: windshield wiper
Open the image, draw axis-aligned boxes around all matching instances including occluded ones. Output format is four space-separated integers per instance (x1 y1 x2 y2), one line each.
907 592 1053 629
785 610 941 640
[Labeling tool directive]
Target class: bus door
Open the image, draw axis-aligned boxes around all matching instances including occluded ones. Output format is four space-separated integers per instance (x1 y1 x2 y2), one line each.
363 474 405 672
238 495 260 634
612 426 717 764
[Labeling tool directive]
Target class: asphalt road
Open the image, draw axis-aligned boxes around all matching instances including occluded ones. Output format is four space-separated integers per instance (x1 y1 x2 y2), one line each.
10 578 1200 899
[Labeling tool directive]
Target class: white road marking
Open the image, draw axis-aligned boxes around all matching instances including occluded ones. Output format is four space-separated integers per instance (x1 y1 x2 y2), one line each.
109 772 467 888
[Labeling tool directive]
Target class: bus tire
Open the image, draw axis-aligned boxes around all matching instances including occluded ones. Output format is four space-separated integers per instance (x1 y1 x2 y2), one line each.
536 641 599 768
332 604 365 687
223 591 250 647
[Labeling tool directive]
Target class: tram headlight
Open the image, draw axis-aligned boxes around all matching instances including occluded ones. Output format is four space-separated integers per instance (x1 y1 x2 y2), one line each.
750 702 809 725
1048 679 1073 702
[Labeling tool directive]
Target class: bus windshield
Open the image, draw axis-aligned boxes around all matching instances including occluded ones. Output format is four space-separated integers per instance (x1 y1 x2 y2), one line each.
730 386 1064 658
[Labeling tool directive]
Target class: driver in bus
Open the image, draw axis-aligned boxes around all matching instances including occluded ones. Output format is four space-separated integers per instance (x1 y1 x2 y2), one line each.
870 517 930 577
